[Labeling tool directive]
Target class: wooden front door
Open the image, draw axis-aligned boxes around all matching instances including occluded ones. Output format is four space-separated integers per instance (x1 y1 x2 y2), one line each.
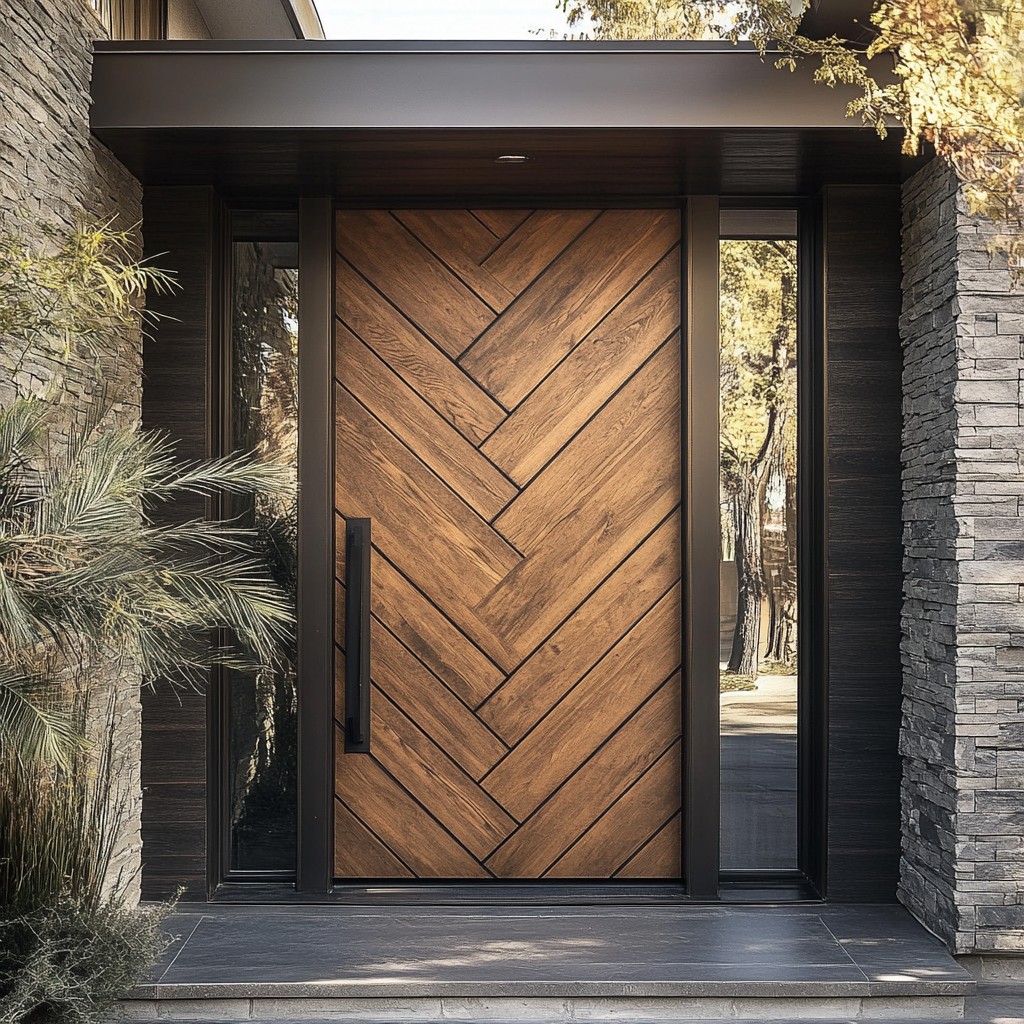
333 208 682 880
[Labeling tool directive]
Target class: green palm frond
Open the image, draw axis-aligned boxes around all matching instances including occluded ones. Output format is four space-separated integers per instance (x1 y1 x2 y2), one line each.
0 221 295 782
0 398 50 475
0 667 83 767
140 439 294 501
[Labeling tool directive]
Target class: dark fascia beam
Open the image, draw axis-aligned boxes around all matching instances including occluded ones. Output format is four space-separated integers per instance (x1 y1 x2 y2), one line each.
90 40 894 132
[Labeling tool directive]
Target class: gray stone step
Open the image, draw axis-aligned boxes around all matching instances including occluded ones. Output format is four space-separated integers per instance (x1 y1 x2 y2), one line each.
119 904 977 1022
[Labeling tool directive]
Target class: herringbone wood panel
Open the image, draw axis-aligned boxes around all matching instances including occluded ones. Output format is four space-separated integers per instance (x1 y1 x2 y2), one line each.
334 209 682 880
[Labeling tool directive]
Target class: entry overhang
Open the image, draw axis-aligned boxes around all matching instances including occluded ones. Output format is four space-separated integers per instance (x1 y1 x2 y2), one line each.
90 41 918 197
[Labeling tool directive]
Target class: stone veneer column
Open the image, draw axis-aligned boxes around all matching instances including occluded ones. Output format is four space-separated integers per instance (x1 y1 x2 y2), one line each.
901 158 1024 953
0 0 144 902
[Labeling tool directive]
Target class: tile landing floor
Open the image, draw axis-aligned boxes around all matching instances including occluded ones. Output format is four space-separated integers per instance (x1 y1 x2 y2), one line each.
112 902 1012 1021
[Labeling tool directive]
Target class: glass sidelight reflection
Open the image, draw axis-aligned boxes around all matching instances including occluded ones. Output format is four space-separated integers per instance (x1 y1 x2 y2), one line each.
719 210 799 873
225 211 299 874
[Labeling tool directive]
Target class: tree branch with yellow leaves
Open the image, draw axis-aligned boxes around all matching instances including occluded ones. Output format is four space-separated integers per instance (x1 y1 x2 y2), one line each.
560 0 1024 279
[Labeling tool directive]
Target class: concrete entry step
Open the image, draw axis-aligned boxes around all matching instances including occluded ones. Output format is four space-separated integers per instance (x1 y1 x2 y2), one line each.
119 904 974 1022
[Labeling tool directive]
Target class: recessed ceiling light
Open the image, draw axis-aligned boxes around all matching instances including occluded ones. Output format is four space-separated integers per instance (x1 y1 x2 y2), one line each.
495 154 530 164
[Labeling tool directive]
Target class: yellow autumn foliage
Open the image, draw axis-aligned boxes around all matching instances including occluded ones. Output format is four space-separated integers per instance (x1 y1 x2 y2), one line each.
561 0 1024 276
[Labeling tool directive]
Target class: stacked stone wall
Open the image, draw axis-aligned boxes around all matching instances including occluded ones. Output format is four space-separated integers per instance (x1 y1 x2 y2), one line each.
0 0 143 903
900 158 1024 953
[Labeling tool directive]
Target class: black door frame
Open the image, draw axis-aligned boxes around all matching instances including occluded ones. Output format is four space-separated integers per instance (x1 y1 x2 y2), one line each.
220 194 827 898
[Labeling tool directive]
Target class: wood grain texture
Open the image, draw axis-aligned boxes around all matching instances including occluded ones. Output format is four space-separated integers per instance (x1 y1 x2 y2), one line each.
481 584 682 821
335 259 504 444
334 209 682 880
140 186 217 901
337 324 516 520
485 680 680 878
824 187 904 901
614 813 682 878
483 251 680 485
545 740 681 877
478 511 681 744
460 210 679 407
334 800 413 878
337 210 494 357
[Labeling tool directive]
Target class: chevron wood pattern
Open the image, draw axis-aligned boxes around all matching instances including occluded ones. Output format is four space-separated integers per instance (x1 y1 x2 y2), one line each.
334 209 683 880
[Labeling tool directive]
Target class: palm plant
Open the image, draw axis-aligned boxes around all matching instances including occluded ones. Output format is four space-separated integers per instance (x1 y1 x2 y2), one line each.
0 220 294 766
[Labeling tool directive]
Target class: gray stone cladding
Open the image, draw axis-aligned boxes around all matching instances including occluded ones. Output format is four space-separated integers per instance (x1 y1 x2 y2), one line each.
0 0 143 903
900 158 1024 954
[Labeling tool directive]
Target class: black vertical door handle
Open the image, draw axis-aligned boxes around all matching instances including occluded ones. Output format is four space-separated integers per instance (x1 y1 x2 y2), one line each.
344 518 371 753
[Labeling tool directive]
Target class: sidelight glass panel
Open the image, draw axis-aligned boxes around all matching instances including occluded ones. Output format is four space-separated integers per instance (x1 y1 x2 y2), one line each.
227 211 299 874
719 210 799 872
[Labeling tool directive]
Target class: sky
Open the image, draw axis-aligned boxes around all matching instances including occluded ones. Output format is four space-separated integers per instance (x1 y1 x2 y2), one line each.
315 0 591 39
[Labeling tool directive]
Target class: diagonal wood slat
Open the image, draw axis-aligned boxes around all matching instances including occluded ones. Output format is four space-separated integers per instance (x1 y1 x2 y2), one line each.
334 800 413 878
337 324 516 521
393 210 517 312
544 740 682 877
459 209 680 407
477 511 681 745
338 210 496 358
335 259 504 444
481 209 600 296
615 813 682 878
484 680 680 878
335 209 682 880
482 250 680 486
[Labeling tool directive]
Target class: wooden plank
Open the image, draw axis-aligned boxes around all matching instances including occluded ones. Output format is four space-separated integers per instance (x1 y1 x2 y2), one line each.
372 688 517 857
474 483 680 668
460 210 679 407
336 259 504 444
334 725 488 878
341 624 508 780
335 386 521 610
494 338 680 550
483 254 680 485
334 799 413 878
476 347 681 661
333 549 503 709
337 210 495 358
337 325 517 521
485 679 680 878
614 813 682 878
393 210 517 311
481 209 600 296
471 209 532 238
545 740 681 877
478 510 680 744
482 584 682 821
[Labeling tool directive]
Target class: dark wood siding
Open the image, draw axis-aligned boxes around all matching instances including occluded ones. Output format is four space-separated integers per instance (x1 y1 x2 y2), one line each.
824 186 904 901
140 186 219 900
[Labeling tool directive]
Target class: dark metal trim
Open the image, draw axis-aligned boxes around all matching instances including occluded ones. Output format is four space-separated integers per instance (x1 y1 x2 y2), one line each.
713 197 828 894
205 189 228 898
683 196 720 901
212 202 305 886
296 197 335 894
800 194 829 898
95 39 787 53
343 518 371 753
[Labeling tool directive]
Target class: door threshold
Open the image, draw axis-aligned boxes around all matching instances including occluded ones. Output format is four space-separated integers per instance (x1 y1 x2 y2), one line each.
210 882 689 905
208 881 821 905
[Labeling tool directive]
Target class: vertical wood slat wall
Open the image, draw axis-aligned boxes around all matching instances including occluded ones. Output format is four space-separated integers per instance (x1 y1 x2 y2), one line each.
140 186 219 899
824 186 904 900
